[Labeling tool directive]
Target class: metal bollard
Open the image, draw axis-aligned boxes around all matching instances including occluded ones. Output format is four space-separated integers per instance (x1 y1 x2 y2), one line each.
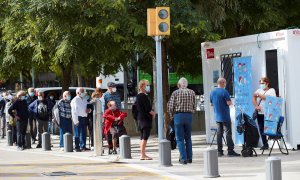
266 157 282 180
203 147 220 178
119 135 131 159
7 130 13 146
42 132 51 151
64 133 73 152
25 132 31 149
93 99 103 156
159 139 172 167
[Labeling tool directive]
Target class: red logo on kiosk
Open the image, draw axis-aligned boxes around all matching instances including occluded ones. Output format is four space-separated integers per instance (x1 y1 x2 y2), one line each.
206 48 215 59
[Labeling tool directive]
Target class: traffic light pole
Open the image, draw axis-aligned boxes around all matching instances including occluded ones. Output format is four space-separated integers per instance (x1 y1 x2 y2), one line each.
155 35 164 141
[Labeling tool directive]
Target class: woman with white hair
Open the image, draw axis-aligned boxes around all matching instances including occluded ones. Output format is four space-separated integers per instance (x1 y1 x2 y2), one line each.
8 91 29 151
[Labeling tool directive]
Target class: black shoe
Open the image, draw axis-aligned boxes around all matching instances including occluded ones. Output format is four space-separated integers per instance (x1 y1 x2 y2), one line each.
75 148 81 152
179 160 187 165
260 145 269 150
218 152 224 157
187 159 192 163
36 144 41 148
228 151 241 157
112 149 117 154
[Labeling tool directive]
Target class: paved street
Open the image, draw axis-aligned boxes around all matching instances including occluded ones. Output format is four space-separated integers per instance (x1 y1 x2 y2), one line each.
1 133 300 180
0 148 169 180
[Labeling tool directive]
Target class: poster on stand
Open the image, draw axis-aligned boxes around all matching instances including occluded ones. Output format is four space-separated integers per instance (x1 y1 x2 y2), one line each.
233 56 254 145
264 96 283 135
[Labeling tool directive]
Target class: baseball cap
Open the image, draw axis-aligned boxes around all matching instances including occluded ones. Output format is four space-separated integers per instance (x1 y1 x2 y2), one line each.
107 82 116 88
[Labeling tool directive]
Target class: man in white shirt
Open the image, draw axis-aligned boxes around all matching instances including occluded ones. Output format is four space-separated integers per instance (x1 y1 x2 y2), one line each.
71 87 91 152
252 77 276 150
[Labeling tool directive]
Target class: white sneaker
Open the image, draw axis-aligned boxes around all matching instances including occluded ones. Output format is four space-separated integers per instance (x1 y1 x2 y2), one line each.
91 147 94 151
60 148 64 151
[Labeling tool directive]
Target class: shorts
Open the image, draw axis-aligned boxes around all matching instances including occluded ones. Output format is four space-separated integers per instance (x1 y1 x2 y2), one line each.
140 128 151 140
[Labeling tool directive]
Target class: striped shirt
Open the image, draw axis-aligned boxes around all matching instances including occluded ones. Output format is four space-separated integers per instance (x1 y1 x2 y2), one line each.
57 99 72 119
168 88 196 118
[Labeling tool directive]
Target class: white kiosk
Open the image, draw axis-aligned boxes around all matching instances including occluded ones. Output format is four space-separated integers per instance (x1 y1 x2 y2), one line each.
201 29 300 149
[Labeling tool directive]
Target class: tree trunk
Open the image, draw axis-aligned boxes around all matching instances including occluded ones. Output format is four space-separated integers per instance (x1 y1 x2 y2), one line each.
162 40 171 136
60 63 72 93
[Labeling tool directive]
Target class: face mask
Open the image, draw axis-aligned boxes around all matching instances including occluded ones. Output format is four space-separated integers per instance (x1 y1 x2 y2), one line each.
21 96 26 101
38 96 43 101
145 85 151 93
29 92 34 97
112 87 117 93
66 95 71 101
50 96 54 100
80 92 86 98
260 84 266 89
94 98 100 101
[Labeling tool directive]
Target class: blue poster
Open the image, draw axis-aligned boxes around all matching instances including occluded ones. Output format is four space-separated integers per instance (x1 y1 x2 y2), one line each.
233 56 254 145
264 96 283 122
264 96 283 135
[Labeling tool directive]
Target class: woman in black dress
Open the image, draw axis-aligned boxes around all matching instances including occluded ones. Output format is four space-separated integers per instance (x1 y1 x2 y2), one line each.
136 79 155 160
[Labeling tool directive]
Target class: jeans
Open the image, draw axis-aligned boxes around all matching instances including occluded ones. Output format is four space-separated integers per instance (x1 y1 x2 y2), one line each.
29 117 37 140
59 117 73 148
257 114 268 147
174 112 193 161
74 116 88 149
48 121 54 134
16 120 27 148
216 121 235 153
37 119 49 145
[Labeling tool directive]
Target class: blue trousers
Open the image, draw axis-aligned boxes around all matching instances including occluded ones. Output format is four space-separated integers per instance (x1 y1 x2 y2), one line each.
59 117 73 148
174 112 193 161
74 117 87 149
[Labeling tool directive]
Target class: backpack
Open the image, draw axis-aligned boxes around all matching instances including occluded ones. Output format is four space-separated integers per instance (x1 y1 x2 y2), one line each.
37 101 48 119
131 101 138 120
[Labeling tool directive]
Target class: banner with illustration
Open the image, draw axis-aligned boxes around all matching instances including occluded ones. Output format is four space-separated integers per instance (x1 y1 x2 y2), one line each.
264 96 283 135
233 56 254 145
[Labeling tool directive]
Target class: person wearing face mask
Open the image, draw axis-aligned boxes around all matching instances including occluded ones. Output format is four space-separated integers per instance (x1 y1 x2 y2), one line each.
103 101 127 154
5 94 17 145
136 79 155 160
0 94 6 139
8 91 30 151
210 78 240 158
57 91 73 150
253 77 276 150
71 87 92 152
102 82 122 112
28 91 54 148
47 92 56 135
26 87 38 144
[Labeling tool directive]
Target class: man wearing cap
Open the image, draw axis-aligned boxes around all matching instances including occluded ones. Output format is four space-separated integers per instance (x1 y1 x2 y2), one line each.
102 82 122 112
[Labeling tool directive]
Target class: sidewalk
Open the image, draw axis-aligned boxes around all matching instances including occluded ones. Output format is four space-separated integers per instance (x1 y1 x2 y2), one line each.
1 132 300 180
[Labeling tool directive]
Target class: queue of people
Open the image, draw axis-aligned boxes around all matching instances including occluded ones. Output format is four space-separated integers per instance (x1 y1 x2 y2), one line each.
1 76 274 164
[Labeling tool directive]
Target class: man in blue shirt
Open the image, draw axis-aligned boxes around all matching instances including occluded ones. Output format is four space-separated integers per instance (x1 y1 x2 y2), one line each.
210 78 240 157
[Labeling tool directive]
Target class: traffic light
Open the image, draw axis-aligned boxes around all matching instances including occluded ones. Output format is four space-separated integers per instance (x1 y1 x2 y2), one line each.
156 7 170 36
147 7 170 36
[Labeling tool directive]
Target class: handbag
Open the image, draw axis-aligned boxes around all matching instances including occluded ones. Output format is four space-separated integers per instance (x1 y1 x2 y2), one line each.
252 90 268 120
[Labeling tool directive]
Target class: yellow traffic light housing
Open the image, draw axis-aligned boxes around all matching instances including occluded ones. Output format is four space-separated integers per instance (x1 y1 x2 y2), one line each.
147 7 170 36
147 8 157 36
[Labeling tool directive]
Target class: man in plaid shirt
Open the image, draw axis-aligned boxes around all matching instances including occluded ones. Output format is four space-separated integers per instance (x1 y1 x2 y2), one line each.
168 77 196 165
57 91 72 150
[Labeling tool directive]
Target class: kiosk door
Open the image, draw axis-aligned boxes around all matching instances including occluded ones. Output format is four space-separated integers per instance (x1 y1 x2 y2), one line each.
266 50 279 96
